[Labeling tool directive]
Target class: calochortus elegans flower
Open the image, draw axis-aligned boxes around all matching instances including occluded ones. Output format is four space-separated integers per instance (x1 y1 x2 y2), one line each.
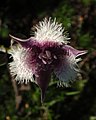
9 18 87 102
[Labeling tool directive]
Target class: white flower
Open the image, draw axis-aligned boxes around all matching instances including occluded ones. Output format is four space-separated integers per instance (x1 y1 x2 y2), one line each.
9 18 87 102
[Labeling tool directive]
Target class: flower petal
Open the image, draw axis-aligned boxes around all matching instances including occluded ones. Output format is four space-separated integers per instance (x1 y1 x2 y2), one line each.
33 18 70 44
54 46 87 86
64 45 87 57
9 46 36 84
35 70 51 102
9 34 36 48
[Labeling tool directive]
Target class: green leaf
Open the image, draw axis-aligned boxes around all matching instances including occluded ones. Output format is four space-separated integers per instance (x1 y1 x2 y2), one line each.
65 91 80 96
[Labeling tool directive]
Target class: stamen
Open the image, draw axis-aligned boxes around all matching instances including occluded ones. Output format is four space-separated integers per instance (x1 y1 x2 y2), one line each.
45 50 51 59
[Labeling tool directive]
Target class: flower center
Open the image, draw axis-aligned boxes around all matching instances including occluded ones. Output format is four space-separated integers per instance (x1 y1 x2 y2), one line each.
37 44 66 69
38 50 57 65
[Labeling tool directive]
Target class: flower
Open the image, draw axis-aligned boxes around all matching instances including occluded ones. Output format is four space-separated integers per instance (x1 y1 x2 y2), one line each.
9 18 87 102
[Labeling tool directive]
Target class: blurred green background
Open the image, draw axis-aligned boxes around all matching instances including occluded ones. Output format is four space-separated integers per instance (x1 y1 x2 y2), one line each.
0 0 96 120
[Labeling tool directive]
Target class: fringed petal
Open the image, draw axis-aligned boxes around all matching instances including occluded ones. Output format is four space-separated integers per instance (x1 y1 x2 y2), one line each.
33 18 70 44
54 45 87 86
9 46 36 84
54 54 78 87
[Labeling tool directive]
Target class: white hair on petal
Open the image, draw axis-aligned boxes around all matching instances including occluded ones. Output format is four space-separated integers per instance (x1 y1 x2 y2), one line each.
34 17 70 44
0 46 6 52
54 50 81 87
9 46 34 84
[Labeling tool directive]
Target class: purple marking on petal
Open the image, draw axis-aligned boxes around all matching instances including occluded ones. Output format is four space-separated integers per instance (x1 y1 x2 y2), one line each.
64 45 87 57
35 69 51 102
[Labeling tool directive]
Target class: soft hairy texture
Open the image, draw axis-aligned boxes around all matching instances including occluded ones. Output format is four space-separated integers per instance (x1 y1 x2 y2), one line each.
9 46 35 84
8 18 87 101
55 57 78 86
54 45 86 87
34 18 70 44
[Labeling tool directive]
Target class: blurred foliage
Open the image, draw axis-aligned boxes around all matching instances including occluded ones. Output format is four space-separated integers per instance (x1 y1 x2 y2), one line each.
0 0 96 120
79 33 92 48
53 3 74 29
